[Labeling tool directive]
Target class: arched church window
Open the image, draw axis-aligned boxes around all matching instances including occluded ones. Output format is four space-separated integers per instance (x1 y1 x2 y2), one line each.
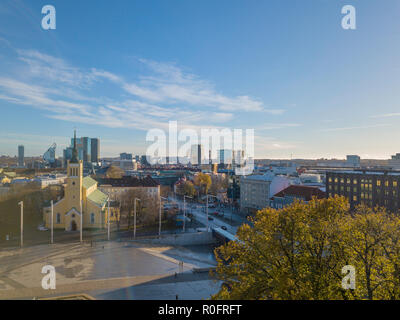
90 213 95 224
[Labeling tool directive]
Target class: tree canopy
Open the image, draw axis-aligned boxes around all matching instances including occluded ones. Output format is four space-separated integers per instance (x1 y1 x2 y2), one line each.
193 173 212 196
105 165 125 179
212 196 400 300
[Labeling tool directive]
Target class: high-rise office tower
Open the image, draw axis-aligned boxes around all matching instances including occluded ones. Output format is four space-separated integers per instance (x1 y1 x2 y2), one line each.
63 134 100 167
81 137 91 163
91 138 100 163
18 145 24 167
219 149 233 165
191 144 203 165
233 150 245 167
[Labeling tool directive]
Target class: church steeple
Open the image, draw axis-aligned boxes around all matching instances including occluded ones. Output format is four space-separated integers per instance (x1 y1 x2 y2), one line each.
71 129 79 163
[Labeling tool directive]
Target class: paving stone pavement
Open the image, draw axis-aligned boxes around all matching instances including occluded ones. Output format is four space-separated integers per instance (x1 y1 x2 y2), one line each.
0 241 220 300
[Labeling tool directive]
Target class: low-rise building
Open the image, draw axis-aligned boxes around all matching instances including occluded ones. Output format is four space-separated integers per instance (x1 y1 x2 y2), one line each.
97 175 160 200
270 185 326 209
33 174 67 189
240 174 290 215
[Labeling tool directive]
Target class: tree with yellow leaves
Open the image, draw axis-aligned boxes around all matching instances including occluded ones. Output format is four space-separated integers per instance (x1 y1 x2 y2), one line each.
212 196 400 300
194 173 212 196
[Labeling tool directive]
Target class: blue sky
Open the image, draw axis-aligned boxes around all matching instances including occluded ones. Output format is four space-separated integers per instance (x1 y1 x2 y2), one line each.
0 0 400 159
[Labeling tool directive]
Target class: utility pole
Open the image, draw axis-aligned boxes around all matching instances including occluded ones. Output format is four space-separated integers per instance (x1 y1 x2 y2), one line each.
51 200 54 244
18 201 23 247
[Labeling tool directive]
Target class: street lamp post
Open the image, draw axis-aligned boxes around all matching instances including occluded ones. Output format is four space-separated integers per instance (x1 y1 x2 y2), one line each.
159 195 162 238
183 195 193 232
134 198 140 239
231 185 234 223
107 197 110 241
206 196 208 231
80 200 83 244
18 201 23 247
51 200 54 244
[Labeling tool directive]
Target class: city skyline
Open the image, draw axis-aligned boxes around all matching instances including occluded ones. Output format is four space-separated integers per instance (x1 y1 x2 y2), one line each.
1 0 400 159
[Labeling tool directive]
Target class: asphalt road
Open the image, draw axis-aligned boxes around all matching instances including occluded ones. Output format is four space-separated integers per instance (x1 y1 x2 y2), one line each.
169 197 245 235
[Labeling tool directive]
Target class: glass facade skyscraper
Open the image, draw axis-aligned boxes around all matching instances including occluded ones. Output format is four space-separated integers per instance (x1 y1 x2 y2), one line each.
63 136 100 167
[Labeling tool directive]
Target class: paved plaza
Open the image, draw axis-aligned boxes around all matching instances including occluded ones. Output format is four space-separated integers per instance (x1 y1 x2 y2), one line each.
0 241 220 300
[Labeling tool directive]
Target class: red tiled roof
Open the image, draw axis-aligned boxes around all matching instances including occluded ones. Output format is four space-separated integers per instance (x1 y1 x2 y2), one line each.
273 185 325 201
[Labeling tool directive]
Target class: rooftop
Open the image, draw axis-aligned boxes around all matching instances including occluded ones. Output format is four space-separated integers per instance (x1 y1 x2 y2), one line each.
83 176 97 189
327 170 400 176
273 185 326 201
87 189 108 207
97 175 159 187
241 173 275 182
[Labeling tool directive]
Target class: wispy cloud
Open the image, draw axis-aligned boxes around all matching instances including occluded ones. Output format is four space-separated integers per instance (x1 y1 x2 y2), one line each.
370 112 400 119
320 124 391 132
255 123 302 131
16 49 96 88
0 48 282 132
254 135 300 151
119 59 269 112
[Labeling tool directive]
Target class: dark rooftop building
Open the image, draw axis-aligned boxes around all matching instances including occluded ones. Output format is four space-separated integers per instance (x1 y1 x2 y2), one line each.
270 185 326 209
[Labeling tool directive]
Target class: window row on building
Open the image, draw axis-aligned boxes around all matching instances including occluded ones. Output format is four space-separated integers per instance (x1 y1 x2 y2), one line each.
326 171 400 212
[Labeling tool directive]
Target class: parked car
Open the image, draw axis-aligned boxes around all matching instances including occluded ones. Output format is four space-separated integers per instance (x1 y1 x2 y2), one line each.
208 217 214 221
221 226 228 231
